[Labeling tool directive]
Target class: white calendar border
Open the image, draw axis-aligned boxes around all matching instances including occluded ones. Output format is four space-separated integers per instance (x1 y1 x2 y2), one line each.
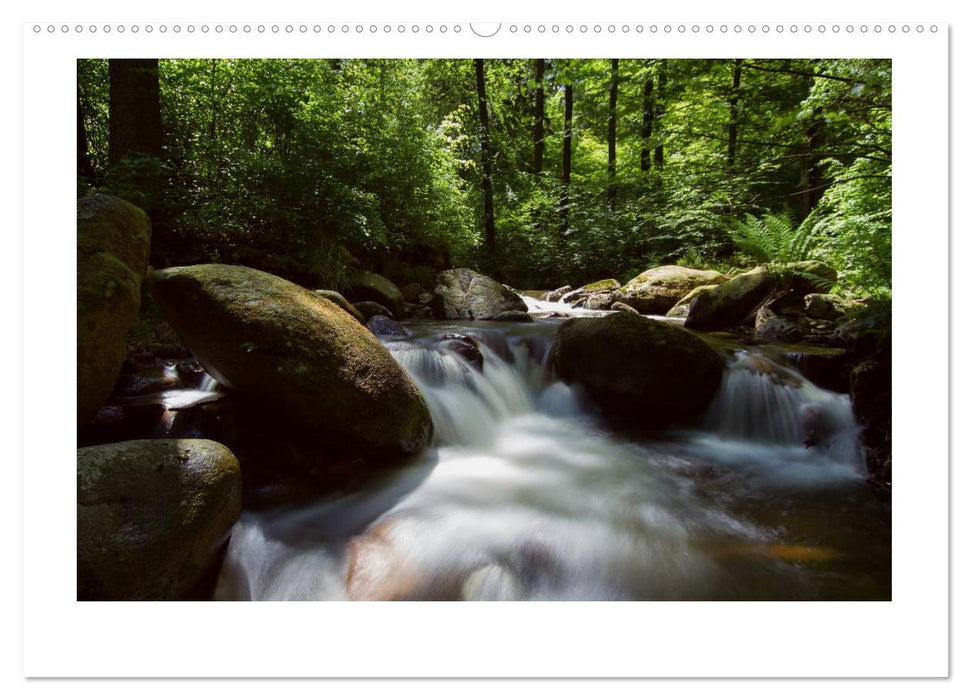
19 5 950 680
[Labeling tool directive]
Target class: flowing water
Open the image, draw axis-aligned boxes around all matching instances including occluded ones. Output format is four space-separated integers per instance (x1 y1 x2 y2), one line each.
213 299 890 601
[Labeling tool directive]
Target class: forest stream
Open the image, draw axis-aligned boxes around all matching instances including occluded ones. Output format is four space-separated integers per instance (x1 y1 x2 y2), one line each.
205 297 890 601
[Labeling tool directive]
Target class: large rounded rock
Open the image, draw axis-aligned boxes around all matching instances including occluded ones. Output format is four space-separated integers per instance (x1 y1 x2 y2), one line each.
434 268 528 320
613 266 729 315
77 196 152 424
149 264 432 458
685 262 836 331
345 269 405 319
551 313 724 424
77 439 241 600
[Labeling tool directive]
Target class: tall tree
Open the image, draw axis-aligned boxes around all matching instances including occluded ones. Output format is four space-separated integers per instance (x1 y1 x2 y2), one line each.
640 61 655 173
77 63 94 180
727 59 743 171
607 59 619 210
108 59 162 167
653 60 666 170
532 59 546 174
560 72 574 234
108 59 163 216
474 59 497 257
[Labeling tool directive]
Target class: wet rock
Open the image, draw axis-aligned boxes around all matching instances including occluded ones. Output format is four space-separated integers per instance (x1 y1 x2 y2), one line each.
613 266 729 315
440 334 484 371
77 195 152 424
552 313 724 425
354 300 395 321
77 439 241 600
367 314 410 338
545 285 572 302
850 338 892 482
113 361 180 397
176 359 206 385
149 264 432 458
434 268 528 320
582 293 615 310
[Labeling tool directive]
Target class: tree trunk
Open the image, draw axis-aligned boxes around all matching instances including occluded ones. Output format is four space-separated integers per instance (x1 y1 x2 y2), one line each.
77 64 94 180
532 59 545 174
640 61 654 173
607 59 619 210
653 60 666 169
560 80 573 235
108 59 163 216
108 59 162 166
474 59 497 257
728 59 743 171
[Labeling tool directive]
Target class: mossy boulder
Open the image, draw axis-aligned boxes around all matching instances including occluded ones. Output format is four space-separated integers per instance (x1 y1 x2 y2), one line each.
612 266 729 315
345 269 405 319
77 439 241 600
551 313 724 425
666 284 720 318
561 279 621 305
149 264 432 458
313 289 365 324
434 268 528 320
77 196 152 424
684 262 836 331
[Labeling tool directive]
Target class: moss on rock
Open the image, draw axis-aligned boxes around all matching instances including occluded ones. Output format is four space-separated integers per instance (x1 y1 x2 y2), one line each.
77 438 241 600
345 269 405 319
685 262 836 331
613 265 729 315
149 264 432 458
77 196 152 424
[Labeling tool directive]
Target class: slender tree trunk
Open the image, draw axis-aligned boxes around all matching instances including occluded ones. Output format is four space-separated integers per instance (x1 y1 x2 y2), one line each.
532 59 545 175
560 80 574 235
108 59 162 167
474 59 497 257
607 59 619 211
77 64 94 180
640 61 654 173
653 60 666 169
728 59 743 171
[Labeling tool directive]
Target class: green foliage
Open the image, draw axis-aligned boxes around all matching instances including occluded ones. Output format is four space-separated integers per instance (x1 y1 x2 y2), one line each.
77 58 891 300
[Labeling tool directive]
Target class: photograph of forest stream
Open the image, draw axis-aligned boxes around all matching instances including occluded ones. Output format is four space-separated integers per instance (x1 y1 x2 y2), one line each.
76 58 891 601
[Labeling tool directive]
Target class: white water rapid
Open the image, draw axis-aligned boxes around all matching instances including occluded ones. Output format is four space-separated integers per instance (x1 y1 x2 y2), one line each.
214 312 888 601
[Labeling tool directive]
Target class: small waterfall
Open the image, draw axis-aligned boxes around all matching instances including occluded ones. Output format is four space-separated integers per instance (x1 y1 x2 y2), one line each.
200 373 219 392
386 331 580 447
520 294 612 318
696 350 866 480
